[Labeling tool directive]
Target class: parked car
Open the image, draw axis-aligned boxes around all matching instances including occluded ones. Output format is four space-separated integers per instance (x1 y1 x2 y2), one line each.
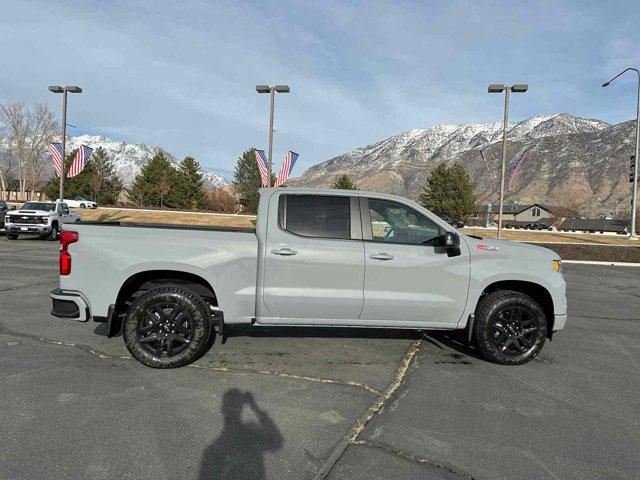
4 201 81 240
62 197 98 209
0 200 11 234
50 188 567 369
436 213 465 228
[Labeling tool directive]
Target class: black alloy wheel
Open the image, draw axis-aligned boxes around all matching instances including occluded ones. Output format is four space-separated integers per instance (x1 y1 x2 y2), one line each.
136 302 195 358
48 225 58 241
473 290 547 365
490 305 538 355
123 285 214 368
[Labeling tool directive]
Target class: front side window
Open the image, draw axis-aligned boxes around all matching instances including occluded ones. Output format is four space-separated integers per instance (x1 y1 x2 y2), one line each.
368 198 440 245
282 195 351 239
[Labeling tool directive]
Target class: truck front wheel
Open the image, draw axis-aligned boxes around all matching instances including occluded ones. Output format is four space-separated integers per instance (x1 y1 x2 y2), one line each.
48 224 58 241
123 286 214 368
473 290 547 365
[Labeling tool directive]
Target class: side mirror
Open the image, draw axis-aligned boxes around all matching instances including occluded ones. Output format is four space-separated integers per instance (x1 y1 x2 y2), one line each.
434 231 461 257
443 231 459 247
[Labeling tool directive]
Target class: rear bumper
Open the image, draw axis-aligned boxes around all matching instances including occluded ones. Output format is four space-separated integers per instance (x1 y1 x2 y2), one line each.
50 288 90 322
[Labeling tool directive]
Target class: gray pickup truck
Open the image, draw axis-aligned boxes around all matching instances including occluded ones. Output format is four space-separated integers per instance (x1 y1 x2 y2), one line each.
50 188 567 368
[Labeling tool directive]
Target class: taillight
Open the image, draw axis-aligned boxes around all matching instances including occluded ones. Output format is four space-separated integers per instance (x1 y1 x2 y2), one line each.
60 231 79 276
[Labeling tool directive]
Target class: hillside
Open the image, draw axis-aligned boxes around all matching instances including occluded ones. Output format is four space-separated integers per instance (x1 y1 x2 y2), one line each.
293 114 633 216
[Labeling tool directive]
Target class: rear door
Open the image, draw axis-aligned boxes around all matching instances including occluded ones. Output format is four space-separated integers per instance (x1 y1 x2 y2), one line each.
261 193 365 323
360 197 470 326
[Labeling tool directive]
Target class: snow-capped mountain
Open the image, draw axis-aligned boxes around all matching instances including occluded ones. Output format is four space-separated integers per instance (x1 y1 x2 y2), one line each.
65 135 228 188
294 113 630 216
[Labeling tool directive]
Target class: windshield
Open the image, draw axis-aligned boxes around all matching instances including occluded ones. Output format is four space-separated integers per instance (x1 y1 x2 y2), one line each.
21 202 55 211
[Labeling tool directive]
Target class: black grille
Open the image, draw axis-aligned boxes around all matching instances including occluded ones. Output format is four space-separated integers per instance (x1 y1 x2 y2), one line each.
9 216 45 224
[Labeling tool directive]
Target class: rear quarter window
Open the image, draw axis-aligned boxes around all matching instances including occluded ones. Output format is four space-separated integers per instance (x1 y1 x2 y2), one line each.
280 194 351 239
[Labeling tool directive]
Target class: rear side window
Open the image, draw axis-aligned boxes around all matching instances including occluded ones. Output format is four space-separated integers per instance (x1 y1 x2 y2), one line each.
281 195 351 239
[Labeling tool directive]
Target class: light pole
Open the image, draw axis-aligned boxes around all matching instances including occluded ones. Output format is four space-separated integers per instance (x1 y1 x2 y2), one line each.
488 83 528 239
602 68 640 240
48 85 82 202
256 84 290 187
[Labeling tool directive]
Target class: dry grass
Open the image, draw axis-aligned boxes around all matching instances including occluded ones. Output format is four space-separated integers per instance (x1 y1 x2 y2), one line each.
75 208 256 229
461 227 640 246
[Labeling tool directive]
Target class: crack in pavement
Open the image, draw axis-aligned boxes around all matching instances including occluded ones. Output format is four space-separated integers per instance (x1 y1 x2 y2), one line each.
352 439 476 480
567 270 640 299
0 319 381 396
313 338 423 480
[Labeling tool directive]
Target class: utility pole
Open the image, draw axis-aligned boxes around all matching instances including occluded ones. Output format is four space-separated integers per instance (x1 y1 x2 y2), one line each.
602 68 640 239
49 85 82 201
256 84 290 187
488 84 528 239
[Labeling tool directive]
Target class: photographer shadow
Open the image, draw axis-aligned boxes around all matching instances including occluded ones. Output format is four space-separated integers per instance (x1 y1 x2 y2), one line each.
198 388 283 480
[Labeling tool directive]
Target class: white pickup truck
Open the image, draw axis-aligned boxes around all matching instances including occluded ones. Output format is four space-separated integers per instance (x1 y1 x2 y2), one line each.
5 201 81 241
50 188 567 368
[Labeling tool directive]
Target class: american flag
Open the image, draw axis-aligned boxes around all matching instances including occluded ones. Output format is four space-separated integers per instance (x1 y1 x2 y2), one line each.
507 149 528 189
49 143 63 177
255 149 270 187
275 151 299 187
67 145 94 178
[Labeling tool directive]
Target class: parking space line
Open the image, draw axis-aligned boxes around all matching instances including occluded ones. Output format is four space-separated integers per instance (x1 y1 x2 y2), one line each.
314 338 423 480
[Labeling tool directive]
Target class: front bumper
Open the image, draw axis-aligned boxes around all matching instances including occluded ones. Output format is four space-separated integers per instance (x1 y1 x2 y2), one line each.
50 288 90 322
6 224 51 235
553 313 568 331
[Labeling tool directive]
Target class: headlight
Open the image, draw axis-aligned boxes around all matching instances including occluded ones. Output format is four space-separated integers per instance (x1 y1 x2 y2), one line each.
552 259 562 273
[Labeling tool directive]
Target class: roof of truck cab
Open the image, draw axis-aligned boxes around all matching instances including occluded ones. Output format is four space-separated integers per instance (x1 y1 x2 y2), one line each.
259 187 410 200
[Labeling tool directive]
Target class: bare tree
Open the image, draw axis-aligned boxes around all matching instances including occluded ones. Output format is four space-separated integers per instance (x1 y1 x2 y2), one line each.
0 102 58 197
0 117 13 199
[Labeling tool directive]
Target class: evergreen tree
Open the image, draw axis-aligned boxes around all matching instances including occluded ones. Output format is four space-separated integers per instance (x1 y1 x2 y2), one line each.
419 162 477 221
332 173 358 190
233 148 274 213
129 152 177 207
171 156 206 209
43 147 123 205
87 147 123 205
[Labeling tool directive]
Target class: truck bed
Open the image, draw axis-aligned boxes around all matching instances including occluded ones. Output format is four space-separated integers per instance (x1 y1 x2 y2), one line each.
60 222 259 324
77 220 256 234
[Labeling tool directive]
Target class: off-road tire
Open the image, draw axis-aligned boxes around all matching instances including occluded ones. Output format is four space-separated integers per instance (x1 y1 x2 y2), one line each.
6 233 18 240
473 290 546 365
80 203 86 208
123 285 214 368
48 224 58 241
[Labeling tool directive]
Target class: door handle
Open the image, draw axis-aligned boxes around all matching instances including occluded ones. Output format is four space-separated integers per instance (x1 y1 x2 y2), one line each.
271 248 297 256
369 252 394 260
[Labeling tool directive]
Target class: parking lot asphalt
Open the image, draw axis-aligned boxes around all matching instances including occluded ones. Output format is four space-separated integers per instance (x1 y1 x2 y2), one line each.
0 238 638 480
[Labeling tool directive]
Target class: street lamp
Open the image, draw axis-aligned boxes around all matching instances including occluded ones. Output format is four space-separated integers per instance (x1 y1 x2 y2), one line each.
602 68 640 240
48 85 83 202
488 83 528 239
256 84 290 187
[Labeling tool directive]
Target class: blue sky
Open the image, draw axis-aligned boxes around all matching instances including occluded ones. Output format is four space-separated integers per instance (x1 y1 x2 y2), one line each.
1 0 639 177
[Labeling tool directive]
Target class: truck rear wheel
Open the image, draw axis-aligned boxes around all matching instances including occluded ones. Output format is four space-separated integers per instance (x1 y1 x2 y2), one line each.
473 290 546 365
122 286 214 368
6 233 18 240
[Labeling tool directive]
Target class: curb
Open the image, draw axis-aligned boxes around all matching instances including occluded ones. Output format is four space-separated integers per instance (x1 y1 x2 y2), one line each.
563 260 640 267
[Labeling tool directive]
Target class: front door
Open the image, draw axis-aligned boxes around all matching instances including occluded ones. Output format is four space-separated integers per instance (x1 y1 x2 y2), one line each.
360 197 470 326
261 193 365 324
